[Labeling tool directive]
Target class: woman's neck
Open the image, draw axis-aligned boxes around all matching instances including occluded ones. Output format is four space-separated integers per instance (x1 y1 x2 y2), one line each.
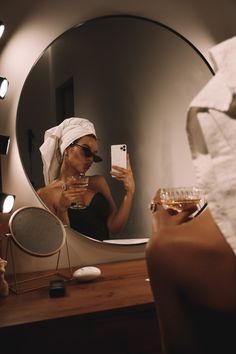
59 165 82 182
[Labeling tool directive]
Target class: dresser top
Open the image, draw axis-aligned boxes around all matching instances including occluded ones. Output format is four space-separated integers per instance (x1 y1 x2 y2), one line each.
0 259 154 328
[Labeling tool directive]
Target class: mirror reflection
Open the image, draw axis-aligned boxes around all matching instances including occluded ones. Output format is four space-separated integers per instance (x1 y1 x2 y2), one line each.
16 15 213 242
37 117 135 241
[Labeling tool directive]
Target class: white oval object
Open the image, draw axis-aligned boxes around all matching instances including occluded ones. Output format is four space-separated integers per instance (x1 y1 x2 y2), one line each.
73 266 101 282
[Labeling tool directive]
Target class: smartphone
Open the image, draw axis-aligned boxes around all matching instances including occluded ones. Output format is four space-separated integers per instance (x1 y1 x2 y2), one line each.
111 144 127 175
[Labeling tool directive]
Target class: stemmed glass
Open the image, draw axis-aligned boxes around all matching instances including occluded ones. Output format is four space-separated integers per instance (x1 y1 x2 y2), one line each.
66 173 89 210
160 187 205 213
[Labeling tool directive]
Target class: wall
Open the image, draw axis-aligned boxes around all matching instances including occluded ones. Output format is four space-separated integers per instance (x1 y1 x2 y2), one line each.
0 0 236 272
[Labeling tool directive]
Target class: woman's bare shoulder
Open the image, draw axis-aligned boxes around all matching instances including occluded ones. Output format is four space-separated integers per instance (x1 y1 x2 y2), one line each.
37 186 48 197
89 175 107 188
89 174 115 201
37 186 53 202
37 180 62 199
89 174 106 182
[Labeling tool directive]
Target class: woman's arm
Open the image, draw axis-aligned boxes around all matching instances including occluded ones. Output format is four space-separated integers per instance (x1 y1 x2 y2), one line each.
146 190 236 354
93 168 134 234
107 154 135 233
107 188 134 234
37 183 70 226
38 179 90 226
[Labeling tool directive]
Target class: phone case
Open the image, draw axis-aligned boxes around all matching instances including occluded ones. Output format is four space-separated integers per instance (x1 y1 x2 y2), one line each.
111 144 127 172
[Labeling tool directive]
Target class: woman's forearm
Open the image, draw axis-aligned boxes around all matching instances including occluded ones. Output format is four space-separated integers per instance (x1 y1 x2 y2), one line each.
108 190 134 234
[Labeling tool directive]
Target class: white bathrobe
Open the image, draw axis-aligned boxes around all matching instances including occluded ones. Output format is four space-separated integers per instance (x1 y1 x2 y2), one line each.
187 36 236 255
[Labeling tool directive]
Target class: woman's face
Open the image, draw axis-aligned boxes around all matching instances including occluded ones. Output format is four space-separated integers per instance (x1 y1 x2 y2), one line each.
65 135 99 173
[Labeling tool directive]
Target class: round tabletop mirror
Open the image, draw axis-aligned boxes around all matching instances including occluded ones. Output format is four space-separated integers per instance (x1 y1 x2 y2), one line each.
16 15 213 243
9 207 66 256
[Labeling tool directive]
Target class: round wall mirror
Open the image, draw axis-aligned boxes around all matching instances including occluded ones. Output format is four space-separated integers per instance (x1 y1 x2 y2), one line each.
16 15 213 243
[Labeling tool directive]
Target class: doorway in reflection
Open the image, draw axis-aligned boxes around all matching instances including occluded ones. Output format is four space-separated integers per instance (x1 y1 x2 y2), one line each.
56 77 75 123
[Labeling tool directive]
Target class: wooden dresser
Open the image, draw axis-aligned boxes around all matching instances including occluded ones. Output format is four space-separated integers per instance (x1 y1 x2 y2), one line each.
0 259 162 354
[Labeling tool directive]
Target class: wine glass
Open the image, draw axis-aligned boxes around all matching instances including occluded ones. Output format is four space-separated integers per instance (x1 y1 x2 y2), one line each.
160 187 205 213
66 173 89 209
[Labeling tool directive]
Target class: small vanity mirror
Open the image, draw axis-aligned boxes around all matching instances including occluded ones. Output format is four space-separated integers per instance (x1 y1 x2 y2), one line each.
9 207 66 256
6 206 69 293
16 15 213 243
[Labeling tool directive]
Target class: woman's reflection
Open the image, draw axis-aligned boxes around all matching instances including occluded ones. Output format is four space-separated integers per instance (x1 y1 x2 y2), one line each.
37 117 135 241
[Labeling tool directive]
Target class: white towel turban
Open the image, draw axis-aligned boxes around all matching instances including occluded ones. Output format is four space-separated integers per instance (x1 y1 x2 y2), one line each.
186 37 236 255
40 117 97 185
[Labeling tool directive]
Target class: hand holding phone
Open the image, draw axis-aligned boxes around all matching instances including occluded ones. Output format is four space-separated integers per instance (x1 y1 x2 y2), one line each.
111 144 127 176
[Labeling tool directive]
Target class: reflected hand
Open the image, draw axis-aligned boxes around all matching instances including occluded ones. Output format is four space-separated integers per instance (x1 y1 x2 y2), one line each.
110 154 135 194
59 181 87 210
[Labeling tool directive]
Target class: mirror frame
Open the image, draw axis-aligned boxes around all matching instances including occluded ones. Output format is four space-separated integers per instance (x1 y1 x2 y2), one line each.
16 15 214 245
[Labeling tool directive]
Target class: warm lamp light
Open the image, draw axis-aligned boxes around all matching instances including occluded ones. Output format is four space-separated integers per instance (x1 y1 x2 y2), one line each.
0 193 15 213
0 23 8 99
0 21 4 39
0 77 9 99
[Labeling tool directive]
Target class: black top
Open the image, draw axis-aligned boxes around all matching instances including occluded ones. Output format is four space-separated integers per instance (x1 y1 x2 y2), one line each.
68 192 110 241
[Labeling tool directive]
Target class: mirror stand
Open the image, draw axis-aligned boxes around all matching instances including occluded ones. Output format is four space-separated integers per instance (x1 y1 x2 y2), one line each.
3 206 73 294
4 232 72 294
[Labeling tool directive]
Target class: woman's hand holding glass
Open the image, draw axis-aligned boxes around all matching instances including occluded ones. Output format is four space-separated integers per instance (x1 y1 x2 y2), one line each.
159 187 205 213
110 155 135 194
149 187 205 233
61 174 89 210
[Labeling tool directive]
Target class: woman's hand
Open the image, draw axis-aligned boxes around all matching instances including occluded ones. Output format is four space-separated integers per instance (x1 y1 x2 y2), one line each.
58 179 87 211
150 189 196 233
110 154 135 194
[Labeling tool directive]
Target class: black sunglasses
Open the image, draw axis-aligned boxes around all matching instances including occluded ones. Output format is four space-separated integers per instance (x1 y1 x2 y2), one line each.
71 143 103 163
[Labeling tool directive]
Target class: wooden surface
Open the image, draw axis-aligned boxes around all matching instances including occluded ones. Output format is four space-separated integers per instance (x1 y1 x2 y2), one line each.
0 259 154 327
0 259 162 354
